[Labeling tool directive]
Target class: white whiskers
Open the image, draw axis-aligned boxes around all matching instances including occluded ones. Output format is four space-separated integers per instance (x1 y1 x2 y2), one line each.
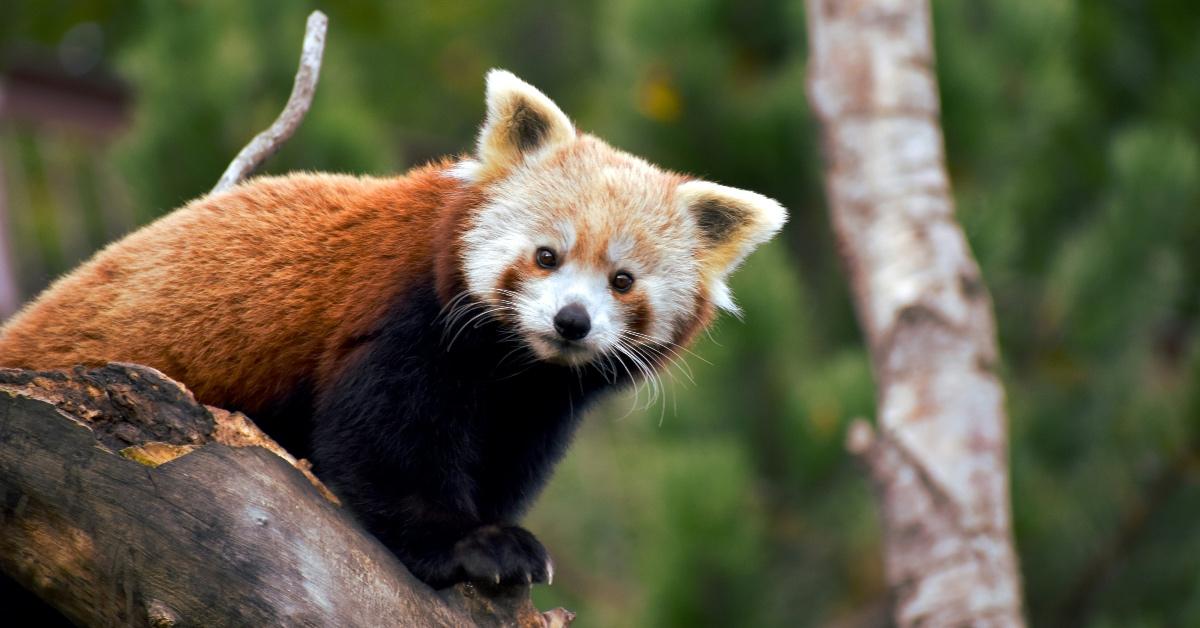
438 288 707 427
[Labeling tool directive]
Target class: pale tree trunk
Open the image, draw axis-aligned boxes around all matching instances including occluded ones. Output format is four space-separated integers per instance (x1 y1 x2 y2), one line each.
804 1 1026 625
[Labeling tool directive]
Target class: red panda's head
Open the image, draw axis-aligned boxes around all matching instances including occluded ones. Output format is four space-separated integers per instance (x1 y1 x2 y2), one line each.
451 70 786 366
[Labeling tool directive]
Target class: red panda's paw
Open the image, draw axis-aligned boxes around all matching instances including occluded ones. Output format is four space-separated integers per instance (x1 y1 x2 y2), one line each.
453 524 554 586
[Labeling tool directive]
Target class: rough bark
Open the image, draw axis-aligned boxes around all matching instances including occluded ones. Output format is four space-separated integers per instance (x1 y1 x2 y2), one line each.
211 11 327 194
804 1 1025 625
0 363 574 627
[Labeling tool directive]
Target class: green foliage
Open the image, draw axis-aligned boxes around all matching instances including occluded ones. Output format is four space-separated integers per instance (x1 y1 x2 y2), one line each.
3 0 1199 625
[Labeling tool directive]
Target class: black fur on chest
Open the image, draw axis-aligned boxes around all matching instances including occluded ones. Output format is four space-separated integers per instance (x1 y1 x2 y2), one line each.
302 279 636 584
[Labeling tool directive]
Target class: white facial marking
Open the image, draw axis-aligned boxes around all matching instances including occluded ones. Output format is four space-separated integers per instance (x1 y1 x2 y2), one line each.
552 220 577 252
606 234 636 266
458 140 707 364
458 130 788 366
516 264 617 364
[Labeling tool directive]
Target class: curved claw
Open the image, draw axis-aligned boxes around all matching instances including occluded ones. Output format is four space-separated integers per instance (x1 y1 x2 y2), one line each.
453 524 552 586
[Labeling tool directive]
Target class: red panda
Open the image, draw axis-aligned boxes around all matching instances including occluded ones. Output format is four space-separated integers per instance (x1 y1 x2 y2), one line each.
0 70 786 588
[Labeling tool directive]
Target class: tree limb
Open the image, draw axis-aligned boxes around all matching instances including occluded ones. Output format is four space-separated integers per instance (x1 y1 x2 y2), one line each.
0 364 573 627
805 1 1026 625
211 10 327 194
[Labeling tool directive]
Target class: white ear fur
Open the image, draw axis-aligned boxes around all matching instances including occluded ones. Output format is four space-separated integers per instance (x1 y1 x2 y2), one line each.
476 69 575 173
675 180 787 313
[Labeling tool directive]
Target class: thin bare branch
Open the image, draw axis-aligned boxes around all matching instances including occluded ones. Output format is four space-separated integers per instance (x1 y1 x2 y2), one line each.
212 10 327 194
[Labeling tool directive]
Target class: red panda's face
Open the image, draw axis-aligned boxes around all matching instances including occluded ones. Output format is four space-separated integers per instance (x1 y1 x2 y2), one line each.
454 71 786 367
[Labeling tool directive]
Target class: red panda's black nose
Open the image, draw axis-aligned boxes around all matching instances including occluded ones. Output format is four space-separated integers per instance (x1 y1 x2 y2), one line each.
553 303 591 341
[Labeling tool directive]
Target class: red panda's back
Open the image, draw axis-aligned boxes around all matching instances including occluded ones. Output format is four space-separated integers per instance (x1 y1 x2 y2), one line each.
0 165 454 415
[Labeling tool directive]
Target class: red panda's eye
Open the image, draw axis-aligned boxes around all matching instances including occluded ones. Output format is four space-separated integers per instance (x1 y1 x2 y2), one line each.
536 247 558 269
611 271 635 293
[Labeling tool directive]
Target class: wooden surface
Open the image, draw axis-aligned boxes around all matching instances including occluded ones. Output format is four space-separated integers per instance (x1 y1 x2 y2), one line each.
0 364 570 627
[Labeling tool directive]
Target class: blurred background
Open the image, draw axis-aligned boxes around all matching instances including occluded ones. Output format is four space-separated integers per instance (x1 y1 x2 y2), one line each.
2 1 1198 625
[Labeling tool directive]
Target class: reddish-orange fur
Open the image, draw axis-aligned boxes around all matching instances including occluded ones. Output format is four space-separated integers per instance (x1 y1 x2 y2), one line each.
0 162 470 417
0 69 786 592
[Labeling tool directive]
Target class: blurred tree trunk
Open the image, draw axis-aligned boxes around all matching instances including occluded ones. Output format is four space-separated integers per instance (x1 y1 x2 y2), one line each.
803 1 1026 625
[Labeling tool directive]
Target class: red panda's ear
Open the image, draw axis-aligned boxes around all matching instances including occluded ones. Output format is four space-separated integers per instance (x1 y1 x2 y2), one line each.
475 70 575 175
676 180 788 313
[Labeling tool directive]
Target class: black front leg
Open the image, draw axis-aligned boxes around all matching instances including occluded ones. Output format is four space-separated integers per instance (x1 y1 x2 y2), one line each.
309 335 552 588
450 523 553 586
359 494 553 588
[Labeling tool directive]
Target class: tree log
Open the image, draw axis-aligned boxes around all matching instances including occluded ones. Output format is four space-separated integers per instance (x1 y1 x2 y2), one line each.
0 363 573 627
804 0 1026 625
